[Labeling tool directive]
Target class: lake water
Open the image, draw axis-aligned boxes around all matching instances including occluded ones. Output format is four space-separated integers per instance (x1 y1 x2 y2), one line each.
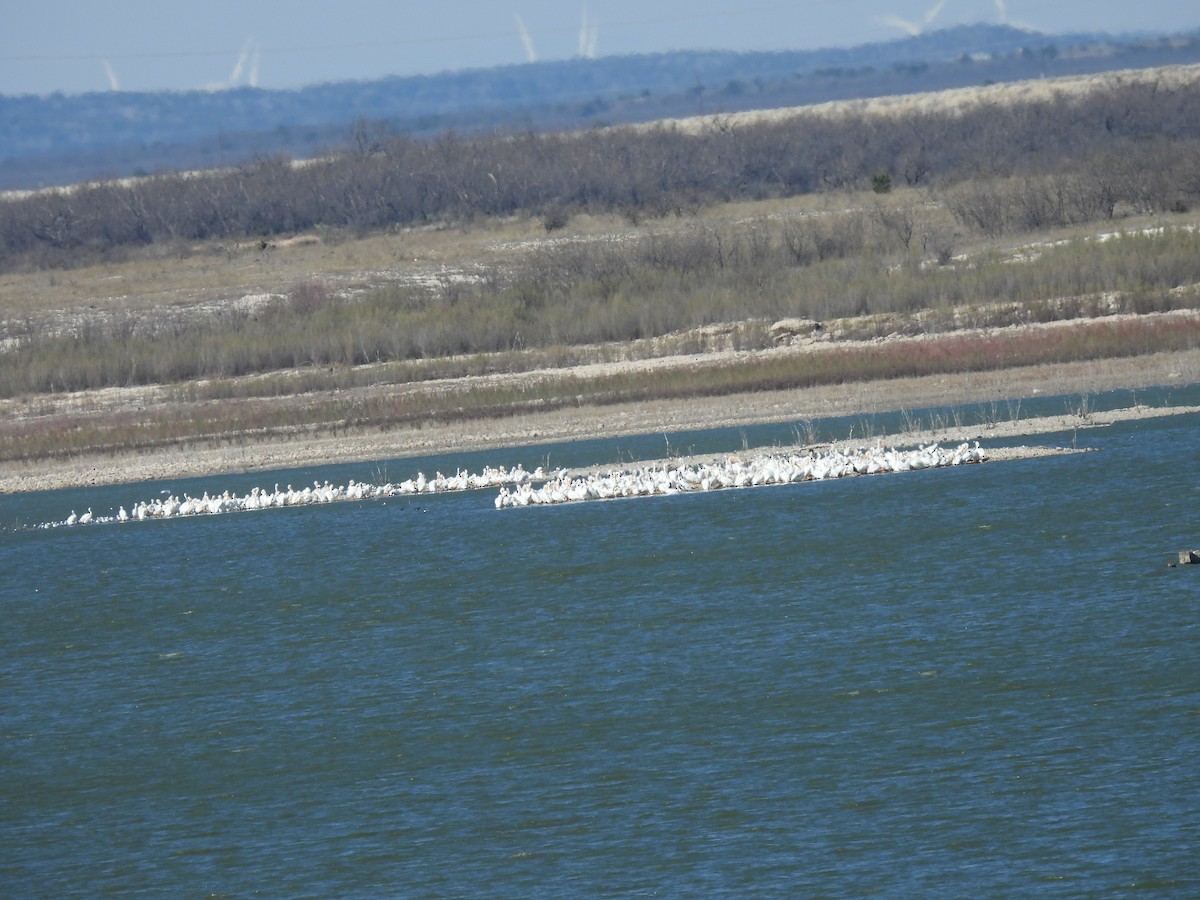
3 388 1199 896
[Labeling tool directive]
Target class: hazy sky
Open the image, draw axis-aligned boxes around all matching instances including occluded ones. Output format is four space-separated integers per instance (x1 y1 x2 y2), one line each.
2 0 1197 96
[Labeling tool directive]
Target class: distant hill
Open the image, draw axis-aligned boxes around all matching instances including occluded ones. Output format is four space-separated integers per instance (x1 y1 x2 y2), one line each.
3 23 1199 191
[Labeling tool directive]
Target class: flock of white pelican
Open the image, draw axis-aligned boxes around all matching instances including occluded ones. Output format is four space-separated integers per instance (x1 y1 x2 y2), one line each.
40 442 988 528
493 442 987 508
41 464 555 529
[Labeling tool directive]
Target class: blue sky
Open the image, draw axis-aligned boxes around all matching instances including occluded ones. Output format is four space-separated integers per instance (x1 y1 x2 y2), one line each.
2 1 1196 96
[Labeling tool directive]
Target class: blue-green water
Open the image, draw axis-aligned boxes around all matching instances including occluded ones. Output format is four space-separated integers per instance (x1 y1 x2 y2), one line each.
3 390 1199 896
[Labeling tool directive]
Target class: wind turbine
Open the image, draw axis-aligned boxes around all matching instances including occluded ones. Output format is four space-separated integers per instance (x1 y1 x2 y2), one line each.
247 42 260 87
992 1 1037 31
515 13 537 63
204 39 258 90
227 39 253 85
878 0 948 37
100 59 120 91
578 6 598 59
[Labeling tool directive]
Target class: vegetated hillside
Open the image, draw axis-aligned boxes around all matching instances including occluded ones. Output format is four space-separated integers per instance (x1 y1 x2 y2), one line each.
3 63 1199 277
3 58 1200 464
3 23 1199 190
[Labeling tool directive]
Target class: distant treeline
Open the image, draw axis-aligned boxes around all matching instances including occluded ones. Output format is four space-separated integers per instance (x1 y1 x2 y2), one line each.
3 26 1199 190
2 76 1200 273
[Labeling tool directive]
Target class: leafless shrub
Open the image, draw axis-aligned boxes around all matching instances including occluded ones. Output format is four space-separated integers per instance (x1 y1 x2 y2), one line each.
540 203 570 232
872 200 917 251
286 279 333 315
923 224 958 266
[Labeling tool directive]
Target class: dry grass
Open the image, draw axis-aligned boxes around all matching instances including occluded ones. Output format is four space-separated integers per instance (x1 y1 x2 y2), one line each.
2 179 1194 336
0 212 562 321
4 204 1199 398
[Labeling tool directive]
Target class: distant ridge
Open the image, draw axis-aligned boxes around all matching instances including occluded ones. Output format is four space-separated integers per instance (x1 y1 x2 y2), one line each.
2 23 1199 190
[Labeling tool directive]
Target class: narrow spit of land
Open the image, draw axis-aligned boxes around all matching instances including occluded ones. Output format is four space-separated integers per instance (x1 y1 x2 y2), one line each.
2 348 1197 495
